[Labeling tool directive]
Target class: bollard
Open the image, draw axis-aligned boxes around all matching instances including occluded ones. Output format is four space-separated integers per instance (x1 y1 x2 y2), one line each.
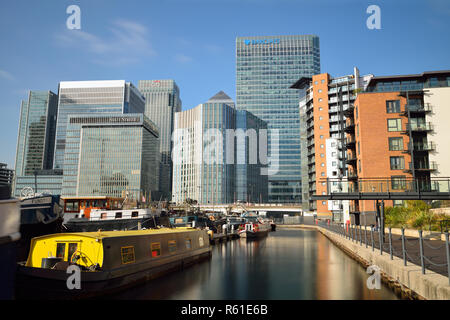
379 226 383 255
364 225 368 248
371 226 374 252
401 228 407 266
389 227 393 260
359 225 362 246
445 232 450 286
419 230 425 274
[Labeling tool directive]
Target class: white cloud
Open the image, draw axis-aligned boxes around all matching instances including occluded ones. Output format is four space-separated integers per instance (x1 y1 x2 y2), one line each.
54 19 155 66
0 69 15 81
174 53 193 63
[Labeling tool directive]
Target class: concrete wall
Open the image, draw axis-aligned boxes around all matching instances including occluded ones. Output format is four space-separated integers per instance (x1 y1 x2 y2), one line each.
425 87 450 178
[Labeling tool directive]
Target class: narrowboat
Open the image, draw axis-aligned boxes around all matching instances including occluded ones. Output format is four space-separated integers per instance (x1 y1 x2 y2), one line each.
0 185 21 299
15 227 211 299
18 194 64 261
63 208 170 232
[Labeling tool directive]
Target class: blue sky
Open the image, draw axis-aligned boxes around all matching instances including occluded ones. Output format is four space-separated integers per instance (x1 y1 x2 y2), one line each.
0 0 449 168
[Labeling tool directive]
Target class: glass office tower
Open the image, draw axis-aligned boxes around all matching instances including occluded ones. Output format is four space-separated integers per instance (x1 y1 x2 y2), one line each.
138 80 182 200
53 80 145 170
236 35 320 203
62 114 160 200
14 91 58 176
172 92 267 204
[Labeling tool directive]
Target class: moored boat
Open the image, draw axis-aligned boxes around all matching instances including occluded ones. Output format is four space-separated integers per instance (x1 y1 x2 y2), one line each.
238 213 270 239
15 227 211 299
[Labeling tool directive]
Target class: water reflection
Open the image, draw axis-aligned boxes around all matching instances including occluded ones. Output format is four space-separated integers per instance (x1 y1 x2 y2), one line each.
109 228 398 300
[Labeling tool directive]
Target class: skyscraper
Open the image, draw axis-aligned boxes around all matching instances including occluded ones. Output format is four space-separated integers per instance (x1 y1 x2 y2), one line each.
236 35 320 203
138 80 182 200
172 92 267 204
14 91 58 176
13 91 63 197
53 80 145 170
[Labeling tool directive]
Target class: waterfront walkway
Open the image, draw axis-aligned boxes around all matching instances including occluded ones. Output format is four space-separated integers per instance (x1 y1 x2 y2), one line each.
321 223 450 278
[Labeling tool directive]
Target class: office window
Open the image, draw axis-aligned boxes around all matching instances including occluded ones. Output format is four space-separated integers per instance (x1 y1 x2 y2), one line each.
390 156 405 170
386 100 401 113
387 119 402 132
389 137 403 151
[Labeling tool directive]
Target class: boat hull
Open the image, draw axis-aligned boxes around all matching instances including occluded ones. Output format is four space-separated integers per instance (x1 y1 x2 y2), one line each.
245 229 269 240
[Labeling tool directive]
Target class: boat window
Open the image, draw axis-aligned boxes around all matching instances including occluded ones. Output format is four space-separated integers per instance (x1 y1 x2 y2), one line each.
151 243 161 257
115 212 122 219
68 243 78 262
131 211 139 218
56 243 66 259
168 240 177 253
101 212 107 219
121 246 135 264
185 239 192 249
199 237 204 247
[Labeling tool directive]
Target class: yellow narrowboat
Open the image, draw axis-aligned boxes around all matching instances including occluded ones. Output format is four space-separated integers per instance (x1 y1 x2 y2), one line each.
15 227 211 299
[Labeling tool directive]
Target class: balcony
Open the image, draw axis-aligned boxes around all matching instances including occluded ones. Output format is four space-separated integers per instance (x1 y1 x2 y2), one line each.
404 122 433 133
404 161 438 172
343 104 355 116
344 119 355 132
344 136 356 148
404 142 436 153
347 171 358 180
401 103 432 115
345 153 357 164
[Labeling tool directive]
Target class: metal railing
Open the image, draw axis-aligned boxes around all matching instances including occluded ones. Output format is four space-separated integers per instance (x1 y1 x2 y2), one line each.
319 221 450 284
323 177 450 195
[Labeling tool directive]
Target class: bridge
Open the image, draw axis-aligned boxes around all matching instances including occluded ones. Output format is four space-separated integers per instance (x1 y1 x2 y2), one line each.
312 177 450 201
171 203 303 216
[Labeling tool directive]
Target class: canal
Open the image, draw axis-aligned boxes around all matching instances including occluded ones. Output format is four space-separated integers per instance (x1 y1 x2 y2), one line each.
108 228 399 300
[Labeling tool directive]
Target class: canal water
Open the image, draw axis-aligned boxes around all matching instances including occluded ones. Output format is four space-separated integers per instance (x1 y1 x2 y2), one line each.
109 228 399 300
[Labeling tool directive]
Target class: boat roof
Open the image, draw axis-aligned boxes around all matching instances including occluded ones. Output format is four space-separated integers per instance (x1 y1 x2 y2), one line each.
31 227 199 241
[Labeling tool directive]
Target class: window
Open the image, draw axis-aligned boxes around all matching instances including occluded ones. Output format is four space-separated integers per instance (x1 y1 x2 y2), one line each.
357 141 360 155
115 212 122 219
319 98 323 102
168 240 177 253
151 243 161 257
321 172 325 176
390 156 405 170
318 89 322 93
56 243 66 259
358 160 361 172
131 211 139 218
199 237 204 247
68 243 78 262
386 100 401 113
355 106 358 119
389 137 403 151
321 79 325 83
121 246 135 264
320 144 324 149
101 212 107 219
387 119 402 132
331 142 336 147
185 239 192 249
391 176 406 190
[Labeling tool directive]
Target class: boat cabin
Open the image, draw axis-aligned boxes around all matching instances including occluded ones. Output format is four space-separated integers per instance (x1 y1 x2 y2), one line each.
62 196 123 219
